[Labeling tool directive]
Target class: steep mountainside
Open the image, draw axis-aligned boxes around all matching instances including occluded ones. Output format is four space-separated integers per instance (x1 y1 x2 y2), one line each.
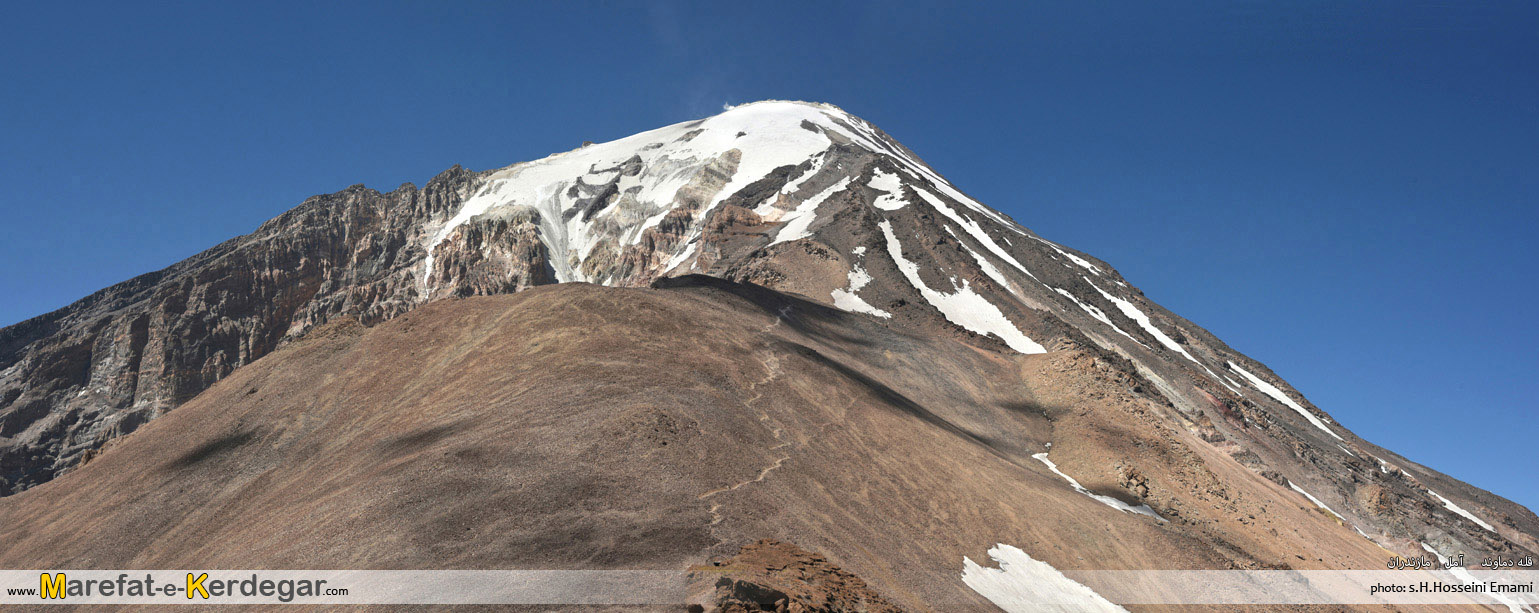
0 166 479 492
2 101 1535 601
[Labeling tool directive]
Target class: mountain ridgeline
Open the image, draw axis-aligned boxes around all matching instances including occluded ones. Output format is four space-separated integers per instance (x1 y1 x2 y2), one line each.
1 102 1534 608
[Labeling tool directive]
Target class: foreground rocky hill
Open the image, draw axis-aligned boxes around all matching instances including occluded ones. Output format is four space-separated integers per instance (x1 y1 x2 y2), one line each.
0 279 1411 611
1 100 1534 610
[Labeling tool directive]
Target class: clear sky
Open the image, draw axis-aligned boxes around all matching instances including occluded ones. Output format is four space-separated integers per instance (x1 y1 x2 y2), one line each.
2 2 1534 511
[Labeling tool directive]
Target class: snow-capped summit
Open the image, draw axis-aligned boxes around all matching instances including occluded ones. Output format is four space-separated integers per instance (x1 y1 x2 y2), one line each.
419 100 1024 293
423 101 858 286
418 100 1063 355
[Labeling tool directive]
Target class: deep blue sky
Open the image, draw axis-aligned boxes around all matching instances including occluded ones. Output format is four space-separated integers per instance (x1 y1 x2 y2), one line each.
2 2 1534 511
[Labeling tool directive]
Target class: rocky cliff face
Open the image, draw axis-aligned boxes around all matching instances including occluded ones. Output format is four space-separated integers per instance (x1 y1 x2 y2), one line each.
0 166 479 493
2 101 1534 578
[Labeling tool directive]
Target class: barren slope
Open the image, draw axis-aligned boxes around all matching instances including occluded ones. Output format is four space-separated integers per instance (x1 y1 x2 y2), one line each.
1 278 1415 611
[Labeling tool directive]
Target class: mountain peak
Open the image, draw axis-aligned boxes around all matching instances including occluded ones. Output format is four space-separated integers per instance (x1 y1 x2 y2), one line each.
4 104 1535 591
421 100 876 290
418 98 1037 298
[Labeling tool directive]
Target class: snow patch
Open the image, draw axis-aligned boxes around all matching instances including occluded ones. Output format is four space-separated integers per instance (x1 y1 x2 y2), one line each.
830 264 891 319
880 221 1045 354
1033 452 1166 521
770 177 851 245
1227 361 1342 441
962 544 1129 613
826 108 1028 232
868 169 907 210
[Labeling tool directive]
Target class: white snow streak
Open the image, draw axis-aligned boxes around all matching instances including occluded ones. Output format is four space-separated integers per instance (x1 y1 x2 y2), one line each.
1049 286 1144 347
754 154 827 219
1206 371 1244 394
947 227 1019 297
1033 452 1166 521
880 221 1045 354
918 189 1037 280
662 238 699 273
1083 277 1242 391
1427 489 1497 533
1288 482 1343 521
1086 278 1193 360
962 544 1129 613
1288 482 1379 538
1034 237 1104 274
1227 361 1342 441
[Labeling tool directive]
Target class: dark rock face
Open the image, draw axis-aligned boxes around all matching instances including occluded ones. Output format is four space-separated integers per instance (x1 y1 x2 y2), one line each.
0 166 479 494
427 206 557 297
1 101 1534 574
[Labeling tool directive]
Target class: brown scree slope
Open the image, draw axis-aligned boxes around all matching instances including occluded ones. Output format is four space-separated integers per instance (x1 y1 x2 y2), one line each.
0 278 1416 611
